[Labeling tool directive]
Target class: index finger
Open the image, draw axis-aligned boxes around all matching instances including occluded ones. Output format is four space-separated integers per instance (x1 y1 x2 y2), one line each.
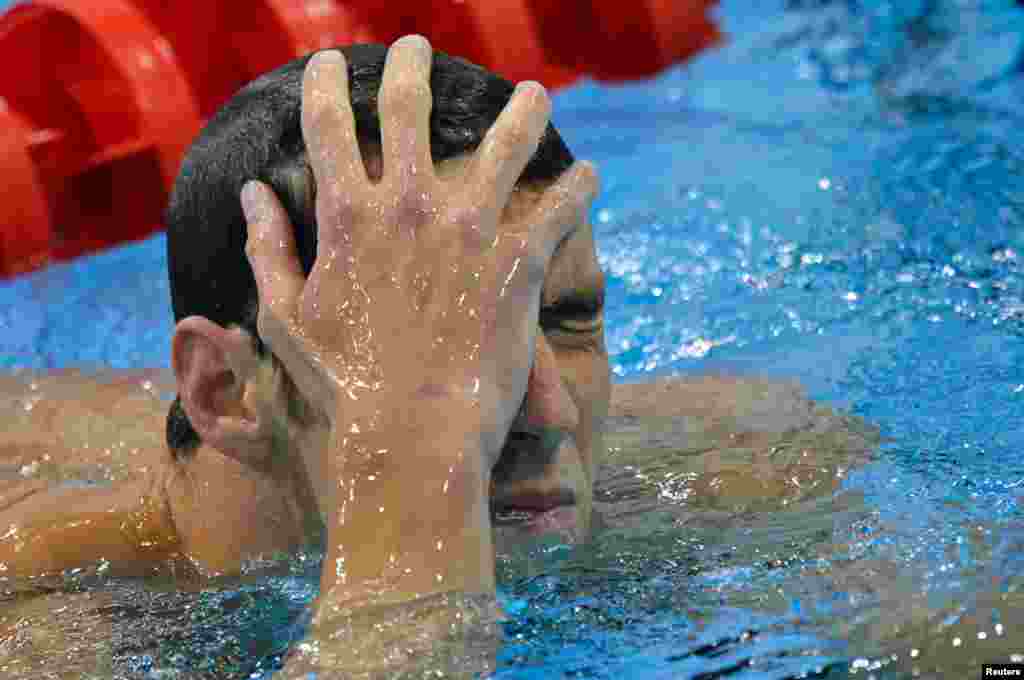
301 49 366 191
242 180 304 321
528 161 600 263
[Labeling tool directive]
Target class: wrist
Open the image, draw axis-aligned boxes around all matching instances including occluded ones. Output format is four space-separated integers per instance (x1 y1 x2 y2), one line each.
301 590 502 677
317 399 495 609
325 396 487 490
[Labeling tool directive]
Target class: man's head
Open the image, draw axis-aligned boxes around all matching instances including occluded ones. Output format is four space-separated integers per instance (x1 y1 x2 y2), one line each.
166 43 610 543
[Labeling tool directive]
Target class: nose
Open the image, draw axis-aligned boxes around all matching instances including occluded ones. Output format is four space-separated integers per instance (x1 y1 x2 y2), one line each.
510 335 579 438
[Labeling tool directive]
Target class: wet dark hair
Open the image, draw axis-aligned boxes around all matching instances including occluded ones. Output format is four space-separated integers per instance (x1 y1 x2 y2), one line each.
165 43 575 458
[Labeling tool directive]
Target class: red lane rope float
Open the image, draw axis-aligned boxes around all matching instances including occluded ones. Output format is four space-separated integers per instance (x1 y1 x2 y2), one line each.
125 0 375 121
338 0 583 88
0 104 51 277
0 0 199 275
525 0 721 82
0 0 719 279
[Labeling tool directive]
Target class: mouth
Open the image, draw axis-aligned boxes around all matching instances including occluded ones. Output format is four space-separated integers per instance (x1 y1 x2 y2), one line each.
489 432 581 536
487 483 577 536
491 503 579 536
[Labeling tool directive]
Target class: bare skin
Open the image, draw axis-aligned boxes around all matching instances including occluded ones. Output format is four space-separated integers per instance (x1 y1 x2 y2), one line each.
0 36 878 677
0 371 873 568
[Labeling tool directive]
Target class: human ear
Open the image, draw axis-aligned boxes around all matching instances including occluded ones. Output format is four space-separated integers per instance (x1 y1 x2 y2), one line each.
171 316 267 456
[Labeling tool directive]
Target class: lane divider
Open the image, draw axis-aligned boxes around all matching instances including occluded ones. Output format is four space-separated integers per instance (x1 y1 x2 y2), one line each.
0 0 719 279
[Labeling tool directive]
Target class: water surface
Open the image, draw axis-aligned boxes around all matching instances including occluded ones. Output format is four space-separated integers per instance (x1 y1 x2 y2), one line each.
2 1 1024 677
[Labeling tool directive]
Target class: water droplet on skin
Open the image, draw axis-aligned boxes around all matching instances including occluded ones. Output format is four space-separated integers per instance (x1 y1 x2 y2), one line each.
499 258 521 298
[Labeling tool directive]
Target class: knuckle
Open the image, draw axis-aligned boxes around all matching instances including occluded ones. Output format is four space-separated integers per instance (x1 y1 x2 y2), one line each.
383 76 429 106
461 224 487 253
390 187 432 227
492 122 530 155
447 203 483 230
446 204 488 251
305 93 336 132
319 182 357 219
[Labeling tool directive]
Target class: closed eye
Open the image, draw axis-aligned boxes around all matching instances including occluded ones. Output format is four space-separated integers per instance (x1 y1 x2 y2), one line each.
540 294 605 332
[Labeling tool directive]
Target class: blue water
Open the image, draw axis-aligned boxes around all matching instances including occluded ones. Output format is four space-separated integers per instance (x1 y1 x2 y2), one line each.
4 0 1024 677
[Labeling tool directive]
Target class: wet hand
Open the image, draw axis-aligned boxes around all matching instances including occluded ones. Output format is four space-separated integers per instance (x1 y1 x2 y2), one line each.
241 35 597 466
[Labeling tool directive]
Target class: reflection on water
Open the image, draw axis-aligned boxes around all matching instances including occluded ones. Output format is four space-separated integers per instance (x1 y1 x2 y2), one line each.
0 370 878 678
0 368 175 487
0 558 317 679
1 0 1024 677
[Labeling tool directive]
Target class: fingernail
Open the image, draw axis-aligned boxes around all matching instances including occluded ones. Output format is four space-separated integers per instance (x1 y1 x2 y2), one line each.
397 34 430 52
240 181 265 223
312 49 344 67
515 81 540 95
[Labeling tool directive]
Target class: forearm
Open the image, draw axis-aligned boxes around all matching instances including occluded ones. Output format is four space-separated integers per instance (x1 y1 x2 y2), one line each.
316 401 495 616
0 477 177 577
283 403 501 677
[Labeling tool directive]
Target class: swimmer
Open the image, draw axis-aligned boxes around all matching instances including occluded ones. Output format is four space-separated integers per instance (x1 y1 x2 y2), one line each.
0 36 877 676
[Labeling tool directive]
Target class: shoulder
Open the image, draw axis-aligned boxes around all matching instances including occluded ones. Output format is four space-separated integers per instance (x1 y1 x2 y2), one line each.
608 372 880 443
609 373 821 436
0 368 174 483
602 373 881 510
606 373 825 454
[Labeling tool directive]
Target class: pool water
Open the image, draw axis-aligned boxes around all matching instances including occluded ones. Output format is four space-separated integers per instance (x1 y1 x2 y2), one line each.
3 0 1024 677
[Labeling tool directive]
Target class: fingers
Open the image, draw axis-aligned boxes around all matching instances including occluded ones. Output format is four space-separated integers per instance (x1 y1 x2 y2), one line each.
301 50 365 190
528 161 600 263
242 180 304 322
378 35 435 187
469 81 551 216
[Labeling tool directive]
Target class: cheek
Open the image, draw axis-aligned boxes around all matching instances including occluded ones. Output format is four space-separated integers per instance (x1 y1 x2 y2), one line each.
557 347 612 475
